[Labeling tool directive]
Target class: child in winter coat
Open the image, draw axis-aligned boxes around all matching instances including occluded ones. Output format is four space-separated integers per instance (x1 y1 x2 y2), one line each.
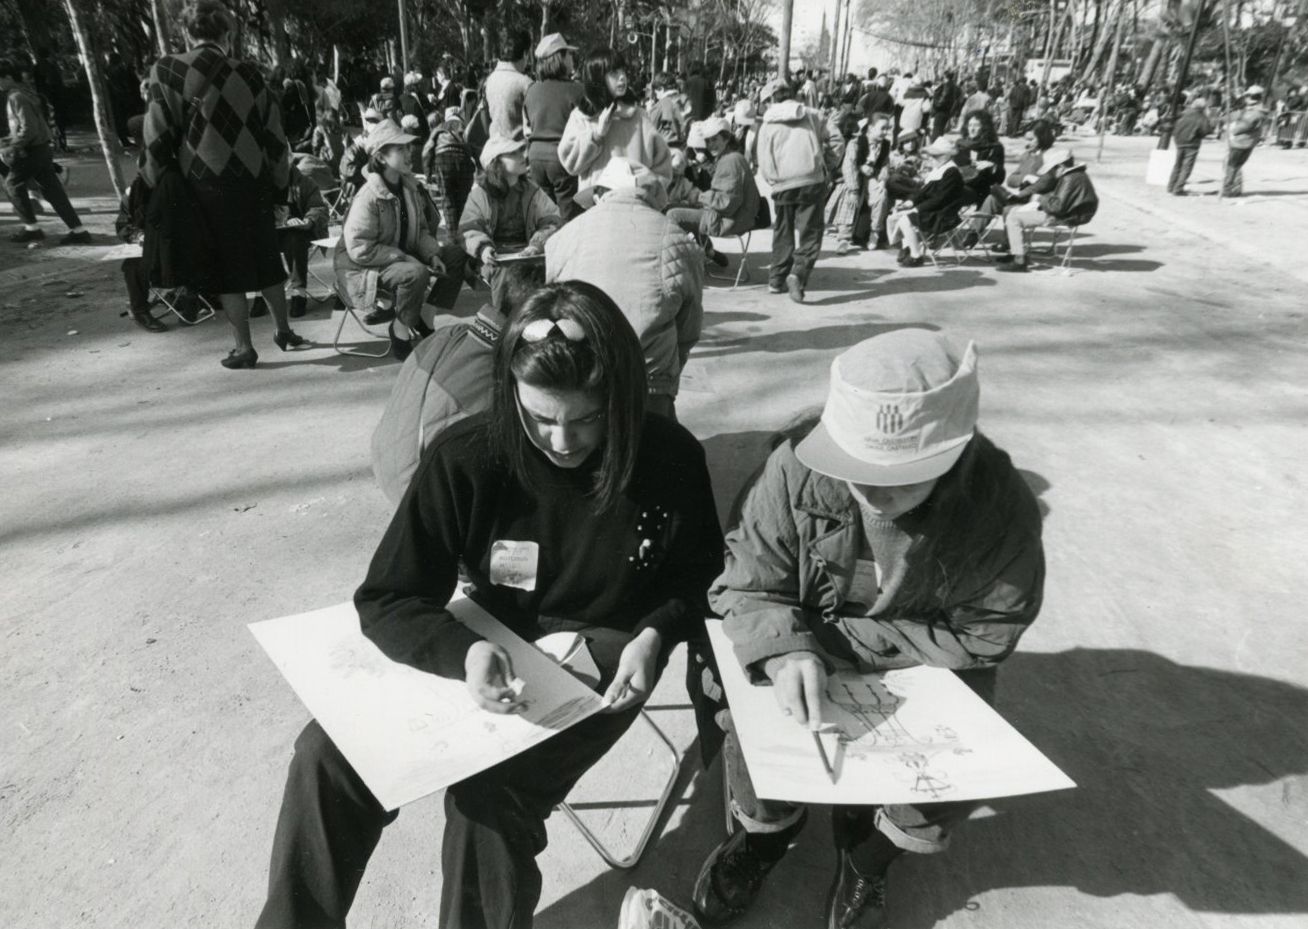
693 328 1044 929
459 134 561 309
825 114 892 254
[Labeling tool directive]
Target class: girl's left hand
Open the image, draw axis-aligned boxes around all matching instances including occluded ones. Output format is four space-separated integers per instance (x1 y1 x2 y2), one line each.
602 628 662 713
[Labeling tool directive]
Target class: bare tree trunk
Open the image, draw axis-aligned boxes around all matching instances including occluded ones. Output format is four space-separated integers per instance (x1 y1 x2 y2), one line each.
1137 37 1167 91
61 0 127 200
1082 1 1119 83
265 0 290 66
1097 12 1124 161
778 0 793 77
149 0 171 56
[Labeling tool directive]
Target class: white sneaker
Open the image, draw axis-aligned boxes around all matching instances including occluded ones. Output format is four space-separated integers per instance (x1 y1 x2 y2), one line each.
618 887 702 929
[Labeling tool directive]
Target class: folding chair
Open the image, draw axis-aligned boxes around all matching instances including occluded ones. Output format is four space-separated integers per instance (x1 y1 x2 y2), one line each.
307 232 342 303
706 230 754 288
1030 223 1080 272
922 219 975 268
149 287 216 326
324 184 353 225
332 280 393 358
558 709 683 869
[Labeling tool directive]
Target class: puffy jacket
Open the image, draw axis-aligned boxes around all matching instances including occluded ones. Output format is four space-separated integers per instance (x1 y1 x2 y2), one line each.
1038 162 1098 226
371 310 502 506
558 105 674 191
756 100 844 194
334 169 441 312
545 188 704 398
712 435 1044 679
458 176 560 259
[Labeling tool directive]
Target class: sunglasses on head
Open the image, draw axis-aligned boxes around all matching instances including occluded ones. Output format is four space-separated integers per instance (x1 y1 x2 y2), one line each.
521 318 585 343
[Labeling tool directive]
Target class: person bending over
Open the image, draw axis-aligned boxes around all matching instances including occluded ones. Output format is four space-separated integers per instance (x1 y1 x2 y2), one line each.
693 328 1045 929
255 279 724 929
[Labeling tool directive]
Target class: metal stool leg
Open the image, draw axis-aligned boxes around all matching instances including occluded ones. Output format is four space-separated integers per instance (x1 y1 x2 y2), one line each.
333 303 391 358
557 708 683 870
732 232 752 287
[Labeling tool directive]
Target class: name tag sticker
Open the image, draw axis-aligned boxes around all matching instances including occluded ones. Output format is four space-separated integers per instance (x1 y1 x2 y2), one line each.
489 540 539 591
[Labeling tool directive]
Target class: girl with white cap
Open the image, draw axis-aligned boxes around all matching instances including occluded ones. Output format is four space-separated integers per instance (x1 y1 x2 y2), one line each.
694 327 1045 929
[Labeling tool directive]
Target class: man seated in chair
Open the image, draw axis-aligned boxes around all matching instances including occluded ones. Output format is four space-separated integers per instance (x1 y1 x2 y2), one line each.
665 116 761 269
995 147 1098 273
267 162 329 318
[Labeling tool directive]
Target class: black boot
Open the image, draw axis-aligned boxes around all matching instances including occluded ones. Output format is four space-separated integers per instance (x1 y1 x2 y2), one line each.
825 848 890 929
693 812 806 925
129 306 167 333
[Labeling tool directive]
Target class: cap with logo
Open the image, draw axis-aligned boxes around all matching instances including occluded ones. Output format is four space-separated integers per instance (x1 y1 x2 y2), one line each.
795 329 979 486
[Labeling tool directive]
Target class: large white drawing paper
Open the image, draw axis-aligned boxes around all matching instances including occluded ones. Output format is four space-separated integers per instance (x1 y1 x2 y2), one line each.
706 621 1074 804
250 596 605 811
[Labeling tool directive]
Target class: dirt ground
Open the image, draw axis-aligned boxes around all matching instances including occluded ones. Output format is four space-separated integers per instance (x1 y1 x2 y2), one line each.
2 133 1306 929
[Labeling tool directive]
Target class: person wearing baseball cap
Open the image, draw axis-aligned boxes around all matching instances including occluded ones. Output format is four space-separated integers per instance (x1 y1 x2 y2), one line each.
335 117 465 360
525 32 585 218
1223 84 1270 197
888 135 966 268
694 327 1045 929
665 114 761 268
460 133 561 309
995 146 1098 272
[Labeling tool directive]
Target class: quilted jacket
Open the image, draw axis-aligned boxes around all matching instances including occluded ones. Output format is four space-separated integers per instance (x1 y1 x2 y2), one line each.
334 169 441 312
711 435 1044 680
544 188 704 398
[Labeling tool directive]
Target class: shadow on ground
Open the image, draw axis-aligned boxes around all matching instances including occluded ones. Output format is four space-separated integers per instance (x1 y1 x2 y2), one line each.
537 649 1308 928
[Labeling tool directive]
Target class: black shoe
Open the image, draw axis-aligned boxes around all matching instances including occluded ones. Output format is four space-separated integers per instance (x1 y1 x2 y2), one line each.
248 296 269 318
989 242 1010 254
388 321 414 362
959 230 980 249
693 828 791 925
9 228 45 243
1173 190 1189 197
221 347 258 369
997 258 1029 273
289 295 307 318
767 283 785 294
706 243 729 268
785 273 804 304
993 253 1015 264
895 246 910 265
824 848 889 929
58 230 92 245
273 328 307 351
129 308 167 333
875 236 890 250
364 306 396 326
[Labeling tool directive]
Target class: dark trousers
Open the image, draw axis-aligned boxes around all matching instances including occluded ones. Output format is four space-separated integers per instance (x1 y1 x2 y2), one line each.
528 142 579 223
122 256 150 310
255 625 646 929
769 185 825 289
1007 105 1025 136
930 111 952 141
4 142 82 229
278 229 312 291
1222 145 1253 197
1168 146 1200 193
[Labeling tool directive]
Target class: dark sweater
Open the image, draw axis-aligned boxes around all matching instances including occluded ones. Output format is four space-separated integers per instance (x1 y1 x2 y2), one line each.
1173 110 1213 148
355 412 724 679
525 80 584 143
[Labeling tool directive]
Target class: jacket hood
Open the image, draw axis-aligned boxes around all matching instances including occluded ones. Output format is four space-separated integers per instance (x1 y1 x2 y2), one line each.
763 100 810 124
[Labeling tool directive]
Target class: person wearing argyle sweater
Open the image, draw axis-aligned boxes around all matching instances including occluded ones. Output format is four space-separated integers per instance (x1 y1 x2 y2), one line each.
142 0 305 369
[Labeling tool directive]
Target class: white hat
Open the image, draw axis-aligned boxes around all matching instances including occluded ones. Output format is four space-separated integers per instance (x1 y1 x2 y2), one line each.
380 76 395 89
365 119 419 154
404 71 422 86
400 114 422 131
700 115 731 140
479 133 527 169
444 106 463 123
535 33 577 59
1244 84 1264 98
362 106 382 122
593 156 639 192
795 330 979 486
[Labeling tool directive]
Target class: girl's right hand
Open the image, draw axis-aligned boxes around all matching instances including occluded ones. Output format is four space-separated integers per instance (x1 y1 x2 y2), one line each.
595 104 615 140
465 641 526 714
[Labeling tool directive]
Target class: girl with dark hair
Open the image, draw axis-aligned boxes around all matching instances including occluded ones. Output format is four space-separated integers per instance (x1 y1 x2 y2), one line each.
693 328 1044 929
559 47 672 199
255 279 724 929
953 108 1006 206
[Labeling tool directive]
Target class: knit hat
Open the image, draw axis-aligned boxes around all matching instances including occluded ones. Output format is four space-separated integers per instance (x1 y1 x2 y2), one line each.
795 329 979 486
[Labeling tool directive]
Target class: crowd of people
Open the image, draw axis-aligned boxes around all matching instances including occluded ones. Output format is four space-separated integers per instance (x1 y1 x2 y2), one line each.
5 2 1306 928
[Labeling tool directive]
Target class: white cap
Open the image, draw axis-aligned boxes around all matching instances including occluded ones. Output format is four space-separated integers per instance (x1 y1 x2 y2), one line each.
362 107 382 122
700 115 731 139
594 156 639 192
380 76 395 89
795 330 979 486
535 33 577 59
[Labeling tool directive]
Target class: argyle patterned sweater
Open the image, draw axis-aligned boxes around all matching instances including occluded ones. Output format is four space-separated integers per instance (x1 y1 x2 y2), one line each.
142 43 289 193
